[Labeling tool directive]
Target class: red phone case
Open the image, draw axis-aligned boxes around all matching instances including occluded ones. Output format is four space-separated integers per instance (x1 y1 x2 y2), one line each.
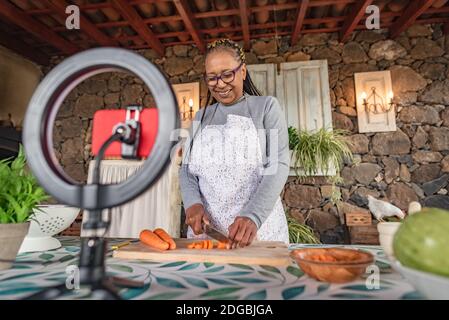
91 109 158 159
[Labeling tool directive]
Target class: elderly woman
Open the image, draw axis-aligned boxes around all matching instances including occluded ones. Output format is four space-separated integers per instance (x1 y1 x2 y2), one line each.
180 39 290 247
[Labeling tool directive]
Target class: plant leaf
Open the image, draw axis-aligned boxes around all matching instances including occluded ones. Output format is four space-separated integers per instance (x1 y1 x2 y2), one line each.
200 287 242 298
287 266 304 278
183 277 209 289
229 264 254 270
156 277 187 289
178 263 200 271
159 261 186 268
282 286 305 300
245 289 267 300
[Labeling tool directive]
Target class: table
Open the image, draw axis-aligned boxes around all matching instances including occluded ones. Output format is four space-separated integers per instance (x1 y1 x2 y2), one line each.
0 237 423 300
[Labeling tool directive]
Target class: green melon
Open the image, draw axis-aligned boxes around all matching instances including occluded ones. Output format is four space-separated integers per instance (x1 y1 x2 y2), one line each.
393 208 449 278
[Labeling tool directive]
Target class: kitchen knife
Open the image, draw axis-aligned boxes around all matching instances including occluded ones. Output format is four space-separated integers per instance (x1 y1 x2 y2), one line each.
203 224 233 247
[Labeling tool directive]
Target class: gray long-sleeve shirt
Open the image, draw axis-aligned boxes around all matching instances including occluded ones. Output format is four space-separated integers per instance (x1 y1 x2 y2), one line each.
179 94 290 229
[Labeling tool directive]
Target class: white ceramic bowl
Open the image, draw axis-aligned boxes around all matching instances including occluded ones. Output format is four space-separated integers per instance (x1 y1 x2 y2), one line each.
18 205 80 253
377 222 401 258
392 260 449 300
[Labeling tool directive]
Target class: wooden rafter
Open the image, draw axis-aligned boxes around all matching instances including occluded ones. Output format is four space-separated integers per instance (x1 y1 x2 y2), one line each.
291 0 310 46
0 32 50 65
110 0 164 56
389 0 436 39
339 0 374 42
0 0 79 55
42 0 118 47
173 0 206 53
48 3 449 34
239 0 251 50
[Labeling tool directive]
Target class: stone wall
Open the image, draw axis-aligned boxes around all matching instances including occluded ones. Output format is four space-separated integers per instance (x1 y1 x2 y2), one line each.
51 24 449 242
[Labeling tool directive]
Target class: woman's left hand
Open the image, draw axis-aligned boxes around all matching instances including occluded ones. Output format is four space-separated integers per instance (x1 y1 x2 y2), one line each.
228 217 257 248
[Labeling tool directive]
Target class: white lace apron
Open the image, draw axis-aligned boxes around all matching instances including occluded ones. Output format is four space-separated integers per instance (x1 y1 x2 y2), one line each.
188 113 289 244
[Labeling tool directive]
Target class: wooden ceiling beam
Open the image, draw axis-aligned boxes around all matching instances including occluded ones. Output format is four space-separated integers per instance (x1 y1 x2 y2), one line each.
239 0 251 50
339 0 374 42
0 0 79 55
173 0 206 53
43 0 118 47
291 0 310 46
389 0 436 39
0 32 50 65
111 0 164 56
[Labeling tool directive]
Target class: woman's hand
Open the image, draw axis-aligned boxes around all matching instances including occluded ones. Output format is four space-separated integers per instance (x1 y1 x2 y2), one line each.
185 203 210 235
228 217 257 248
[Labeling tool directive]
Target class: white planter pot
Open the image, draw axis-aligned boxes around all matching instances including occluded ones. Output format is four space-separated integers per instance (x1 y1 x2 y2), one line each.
377 221 402 259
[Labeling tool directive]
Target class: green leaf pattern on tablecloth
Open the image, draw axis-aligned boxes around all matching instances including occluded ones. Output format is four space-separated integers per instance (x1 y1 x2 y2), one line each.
0 237 425 300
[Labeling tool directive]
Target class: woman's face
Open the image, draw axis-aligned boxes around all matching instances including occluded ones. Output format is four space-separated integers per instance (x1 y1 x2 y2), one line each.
205 50 246 105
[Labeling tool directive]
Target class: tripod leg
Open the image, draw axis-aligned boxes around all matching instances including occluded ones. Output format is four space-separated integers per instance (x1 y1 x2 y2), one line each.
110 276 145 288
90 280 122 300
24 283 72 300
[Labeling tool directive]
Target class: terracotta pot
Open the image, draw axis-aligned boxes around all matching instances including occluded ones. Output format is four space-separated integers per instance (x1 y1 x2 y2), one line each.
0 222 30 270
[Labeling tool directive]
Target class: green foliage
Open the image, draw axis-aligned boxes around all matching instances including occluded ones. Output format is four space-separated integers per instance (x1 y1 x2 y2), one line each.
0 146 48 224
287 216 321 244
288 126 353 178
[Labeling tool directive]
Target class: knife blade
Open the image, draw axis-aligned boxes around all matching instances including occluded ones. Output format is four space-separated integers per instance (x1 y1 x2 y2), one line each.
203 224 232 245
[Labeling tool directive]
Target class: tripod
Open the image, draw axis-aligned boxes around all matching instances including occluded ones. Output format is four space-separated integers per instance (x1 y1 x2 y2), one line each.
26 129 144 300
21 47 179 300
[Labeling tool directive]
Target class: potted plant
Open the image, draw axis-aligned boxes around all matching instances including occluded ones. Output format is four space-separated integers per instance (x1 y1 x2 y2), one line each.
0 146 48 270
288 126 353 178
287 215 321 244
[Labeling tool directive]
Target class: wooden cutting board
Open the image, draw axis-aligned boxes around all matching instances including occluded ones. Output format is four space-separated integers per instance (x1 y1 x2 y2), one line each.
113 239 291 267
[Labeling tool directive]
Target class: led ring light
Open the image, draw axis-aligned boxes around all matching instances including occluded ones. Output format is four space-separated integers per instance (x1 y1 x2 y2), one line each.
23 48 179 210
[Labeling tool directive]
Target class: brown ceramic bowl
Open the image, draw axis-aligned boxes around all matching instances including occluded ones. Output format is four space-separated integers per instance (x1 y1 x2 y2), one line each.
290 248 375 283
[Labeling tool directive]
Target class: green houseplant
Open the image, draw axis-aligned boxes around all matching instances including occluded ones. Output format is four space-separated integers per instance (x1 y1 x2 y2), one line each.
287 215 321 244
288 126 353 178
0 146 48 270
286 127 353 243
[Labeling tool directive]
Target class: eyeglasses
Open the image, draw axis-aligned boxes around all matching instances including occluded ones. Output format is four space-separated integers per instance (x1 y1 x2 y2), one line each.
204 62 243 87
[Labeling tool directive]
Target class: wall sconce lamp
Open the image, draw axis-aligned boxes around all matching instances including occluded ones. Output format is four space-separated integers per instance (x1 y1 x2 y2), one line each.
361 87 395 114
180 96 194 121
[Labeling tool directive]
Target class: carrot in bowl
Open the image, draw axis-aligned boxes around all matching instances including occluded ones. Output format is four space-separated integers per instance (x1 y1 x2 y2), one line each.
154 228 176 250
140 229 169 251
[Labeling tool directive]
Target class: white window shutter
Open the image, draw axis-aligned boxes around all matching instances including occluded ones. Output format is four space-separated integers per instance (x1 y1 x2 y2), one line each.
249 61 335 176
246 64 276 97
276 60 333 132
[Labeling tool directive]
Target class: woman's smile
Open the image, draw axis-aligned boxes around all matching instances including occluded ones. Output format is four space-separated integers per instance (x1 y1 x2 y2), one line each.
215 88 232 98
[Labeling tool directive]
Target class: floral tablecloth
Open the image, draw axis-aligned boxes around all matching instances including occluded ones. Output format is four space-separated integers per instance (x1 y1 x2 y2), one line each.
0 237 423 300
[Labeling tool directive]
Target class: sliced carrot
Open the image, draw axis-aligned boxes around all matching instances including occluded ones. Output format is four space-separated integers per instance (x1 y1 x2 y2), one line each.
208 240 213 249
154 228 176 250
194 243 202 249
216 241 227 249
187 243 195 249
140 230 169 251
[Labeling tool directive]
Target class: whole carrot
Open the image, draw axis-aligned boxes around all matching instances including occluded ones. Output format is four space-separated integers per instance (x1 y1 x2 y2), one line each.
140 230 169 250
154 228 176 250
